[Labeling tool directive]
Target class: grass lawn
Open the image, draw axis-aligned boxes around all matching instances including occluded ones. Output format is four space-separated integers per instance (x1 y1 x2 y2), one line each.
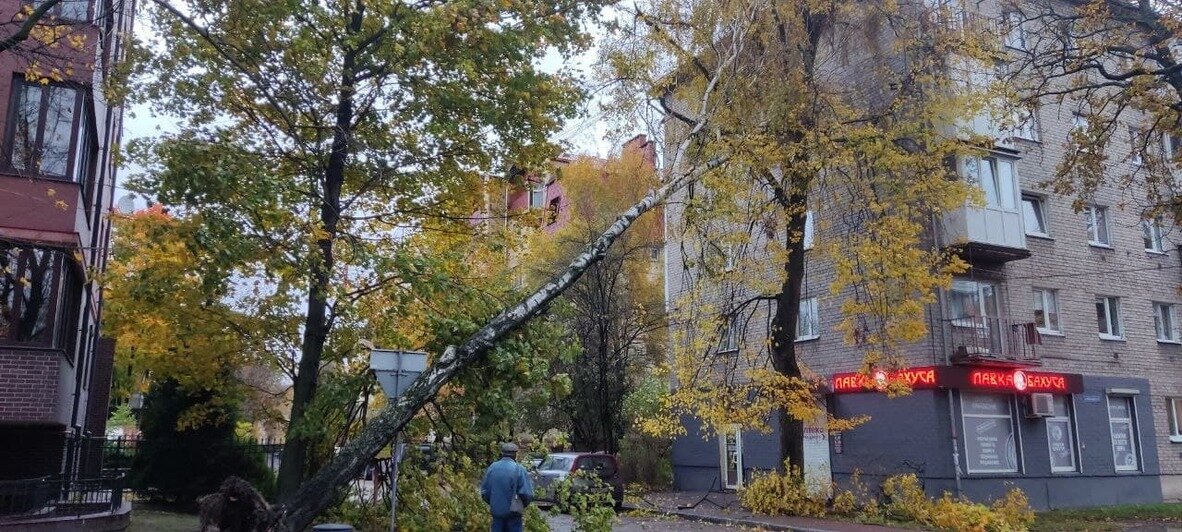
1033 503 1182 531
128 503 200 532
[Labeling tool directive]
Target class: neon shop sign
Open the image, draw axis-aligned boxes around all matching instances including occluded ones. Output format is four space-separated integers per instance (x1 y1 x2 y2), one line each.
831 366 1082 394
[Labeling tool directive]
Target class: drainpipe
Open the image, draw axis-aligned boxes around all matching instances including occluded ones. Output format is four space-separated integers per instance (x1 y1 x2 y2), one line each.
931 212 963 498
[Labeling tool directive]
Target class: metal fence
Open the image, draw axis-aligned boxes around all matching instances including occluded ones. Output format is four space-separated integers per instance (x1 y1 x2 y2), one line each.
67 436 285 476
0 474 124 520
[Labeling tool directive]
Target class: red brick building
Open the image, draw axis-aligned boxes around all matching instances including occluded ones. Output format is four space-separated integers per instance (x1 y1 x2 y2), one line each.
0 0 133 481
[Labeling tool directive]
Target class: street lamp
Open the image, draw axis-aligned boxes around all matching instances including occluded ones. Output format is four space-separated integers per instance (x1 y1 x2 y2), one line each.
368 349 428 532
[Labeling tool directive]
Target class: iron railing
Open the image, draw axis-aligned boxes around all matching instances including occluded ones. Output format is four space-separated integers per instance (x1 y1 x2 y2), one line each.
64 436 285 476
944 316 1040 362
0 474 124 521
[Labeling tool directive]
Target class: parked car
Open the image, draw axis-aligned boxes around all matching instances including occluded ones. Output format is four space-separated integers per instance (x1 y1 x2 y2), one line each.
530 452 624 509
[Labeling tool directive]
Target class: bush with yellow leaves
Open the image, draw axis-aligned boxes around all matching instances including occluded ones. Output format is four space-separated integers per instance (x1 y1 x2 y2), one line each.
738 462 827 517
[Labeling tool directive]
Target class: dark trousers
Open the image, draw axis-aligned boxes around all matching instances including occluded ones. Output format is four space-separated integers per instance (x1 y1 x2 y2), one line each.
491 514 524 532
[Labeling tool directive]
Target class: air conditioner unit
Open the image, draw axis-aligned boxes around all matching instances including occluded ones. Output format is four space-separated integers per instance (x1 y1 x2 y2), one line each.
1027 393 1055 418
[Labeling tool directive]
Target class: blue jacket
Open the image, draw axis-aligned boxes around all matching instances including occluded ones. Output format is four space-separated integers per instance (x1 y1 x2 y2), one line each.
480 457 533 517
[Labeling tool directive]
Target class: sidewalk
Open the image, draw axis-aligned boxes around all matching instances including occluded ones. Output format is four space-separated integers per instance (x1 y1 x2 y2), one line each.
626 492 915 532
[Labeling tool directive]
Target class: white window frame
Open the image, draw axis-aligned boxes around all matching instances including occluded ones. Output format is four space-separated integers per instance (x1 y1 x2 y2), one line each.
803 210 815 250
1107 395 1141 472
1096 295 1123 340
1163 133 1180 161
796 296 819 342
1009 107 1038 141
1167 397 1182 443
963 156 1018 211
1033 288 1062 335
1129 126 1145 166
1022 193 1050 237
1085 205 1112 247
1143 218 1165 253
1153 302 1180 343
719 425 744 489
1046 395 1079 473
528 181 546 209
1003 12 1027 51
718 317 740 354
960 392 1021 474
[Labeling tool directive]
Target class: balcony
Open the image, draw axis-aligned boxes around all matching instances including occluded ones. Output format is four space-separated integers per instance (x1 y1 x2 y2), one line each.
943 316 1041 365
941 155 1031 263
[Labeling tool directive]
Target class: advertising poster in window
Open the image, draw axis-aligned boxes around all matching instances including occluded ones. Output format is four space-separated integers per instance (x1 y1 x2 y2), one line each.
962 393 1018 473
1047 419 1074 470
1111 422 1137 469
802 414 832 497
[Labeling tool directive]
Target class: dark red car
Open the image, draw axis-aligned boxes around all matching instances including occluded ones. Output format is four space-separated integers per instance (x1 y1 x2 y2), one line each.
530 452 624 508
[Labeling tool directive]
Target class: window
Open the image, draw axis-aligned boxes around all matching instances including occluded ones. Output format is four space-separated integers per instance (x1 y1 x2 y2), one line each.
803 210 815 250
1033 288 1061 334
1167 398 1181 443
719 425 744 489
1107 395 1140 471
1084 205 1111 246
0 245 66 346
1095 296 1123 339
1004 12 1027 51
1129 127 1145 165
1154 302 1179 342
1046 395 1078 473
1142 218 1165 253
528 182 545 209
31 0 90 20
1009 108 1038 141
961 392 1019 473
1072 113 1087 134
797 296 819 341
963 156 1017 210
1163 134 1181 162
1022 194 1049 236
718 317 740 353
949 279 999 325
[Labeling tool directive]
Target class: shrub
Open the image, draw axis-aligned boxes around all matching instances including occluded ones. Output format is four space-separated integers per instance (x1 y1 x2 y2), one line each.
130 380 274 509
880 474 1034 531
552 471 617 532
616 432 672 489
738 461 826 518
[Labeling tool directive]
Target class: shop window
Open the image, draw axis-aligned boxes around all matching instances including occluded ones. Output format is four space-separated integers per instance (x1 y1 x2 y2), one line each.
0 245 66 346
1046 395 1078 473
1107 395 1140 471
961 392 1019 474
1167 398 1181 443
1095 296 1123 340
796 296 819 341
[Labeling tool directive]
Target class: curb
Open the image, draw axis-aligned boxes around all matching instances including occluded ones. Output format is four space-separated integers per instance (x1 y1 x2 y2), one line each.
622 504 834 532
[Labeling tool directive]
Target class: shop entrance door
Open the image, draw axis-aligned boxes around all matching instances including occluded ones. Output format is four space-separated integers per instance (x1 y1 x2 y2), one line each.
719 425 743 489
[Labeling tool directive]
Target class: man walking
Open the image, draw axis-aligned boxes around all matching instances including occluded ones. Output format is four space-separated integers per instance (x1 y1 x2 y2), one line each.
481 442 534 532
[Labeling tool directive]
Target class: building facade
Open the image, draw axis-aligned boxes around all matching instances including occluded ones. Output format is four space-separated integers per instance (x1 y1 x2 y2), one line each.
666 1 1182 509
0 0 132 480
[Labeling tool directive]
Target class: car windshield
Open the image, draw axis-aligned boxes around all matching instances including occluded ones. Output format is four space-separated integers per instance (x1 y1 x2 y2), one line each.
538 456 574 471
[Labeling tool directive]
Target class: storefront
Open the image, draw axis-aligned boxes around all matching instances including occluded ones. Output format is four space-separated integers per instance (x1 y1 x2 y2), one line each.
670 365 1165 509
828 366 1164 509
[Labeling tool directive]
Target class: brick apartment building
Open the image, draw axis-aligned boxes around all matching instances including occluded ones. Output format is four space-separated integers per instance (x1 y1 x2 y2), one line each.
665 1 1182 509
0 0 133 481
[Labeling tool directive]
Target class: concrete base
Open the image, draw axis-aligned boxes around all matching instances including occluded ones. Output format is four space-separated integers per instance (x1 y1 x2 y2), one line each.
1163 474 1182 502
0 502 131 531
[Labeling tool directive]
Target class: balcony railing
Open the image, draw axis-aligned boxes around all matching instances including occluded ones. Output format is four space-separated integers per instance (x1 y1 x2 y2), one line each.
943 316 1040 363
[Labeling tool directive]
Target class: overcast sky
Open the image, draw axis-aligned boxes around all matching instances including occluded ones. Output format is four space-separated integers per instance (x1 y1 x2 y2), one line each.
115 16 615 208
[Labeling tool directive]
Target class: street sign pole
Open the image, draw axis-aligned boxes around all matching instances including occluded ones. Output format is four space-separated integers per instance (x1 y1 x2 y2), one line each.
368 349 427 532
389 435 403 532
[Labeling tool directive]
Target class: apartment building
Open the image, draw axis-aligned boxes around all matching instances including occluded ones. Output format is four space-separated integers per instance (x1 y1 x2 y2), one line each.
0 0 132 481
666 1 1181 509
